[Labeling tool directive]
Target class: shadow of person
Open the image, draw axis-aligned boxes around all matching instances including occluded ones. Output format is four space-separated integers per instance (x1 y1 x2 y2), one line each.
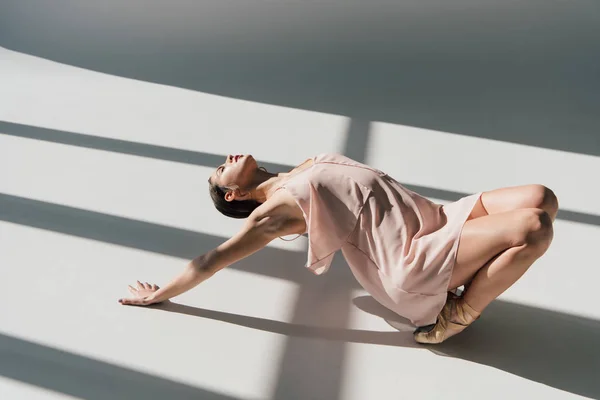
353 295 600 399
150 292 600 398
152 300 419 349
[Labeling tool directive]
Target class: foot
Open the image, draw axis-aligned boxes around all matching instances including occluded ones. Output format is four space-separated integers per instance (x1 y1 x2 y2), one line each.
413 292 481 344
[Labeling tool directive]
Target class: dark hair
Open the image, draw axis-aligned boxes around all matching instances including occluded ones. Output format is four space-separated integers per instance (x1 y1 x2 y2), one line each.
208 181 261 219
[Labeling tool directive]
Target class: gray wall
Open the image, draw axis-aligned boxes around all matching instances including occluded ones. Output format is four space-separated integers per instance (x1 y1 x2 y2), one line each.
1 0 599 155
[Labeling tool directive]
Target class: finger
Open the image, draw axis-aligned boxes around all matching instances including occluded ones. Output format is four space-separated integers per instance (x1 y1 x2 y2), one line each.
128 286 137 295
136 281 144 290
119 298 142 306
151 284 159 290
144 282 151 290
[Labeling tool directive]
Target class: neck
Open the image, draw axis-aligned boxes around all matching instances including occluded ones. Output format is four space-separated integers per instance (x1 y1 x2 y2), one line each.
248 168 287 203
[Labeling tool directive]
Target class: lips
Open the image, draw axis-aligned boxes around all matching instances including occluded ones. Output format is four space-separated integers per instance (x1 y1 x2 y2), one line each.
234 155 242 162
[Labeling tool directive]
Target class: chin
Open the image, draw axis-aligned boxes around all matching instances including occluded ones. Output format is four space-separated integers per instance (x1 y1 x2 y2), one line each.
246 155 258 169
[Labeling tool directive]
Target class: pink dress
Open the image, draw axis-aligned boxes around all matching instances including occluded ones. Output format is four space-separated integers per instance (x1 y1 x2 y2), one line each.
281 153 482 326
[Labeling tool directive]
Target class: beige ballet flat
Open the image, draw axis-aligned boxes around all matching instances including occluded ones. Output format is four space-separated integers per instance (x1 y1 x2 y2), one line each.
413 292 480 344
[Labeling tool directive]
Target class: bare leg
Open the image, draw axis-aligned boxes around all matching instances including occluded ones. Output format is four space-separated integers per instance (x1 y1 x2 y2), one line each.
470 184 559 221
457 184 558 294
414 185 557 344
450 208 554 311
415 208 554 344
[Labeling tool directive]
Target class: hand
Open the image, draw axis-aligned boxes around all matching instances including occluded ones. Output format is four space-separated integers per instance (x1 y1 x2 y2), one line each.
118 281 161 306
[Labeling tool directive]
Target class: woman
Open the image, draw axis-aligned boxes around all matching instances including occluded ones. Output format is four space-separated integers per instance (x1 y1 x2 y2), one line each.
119 153 557 344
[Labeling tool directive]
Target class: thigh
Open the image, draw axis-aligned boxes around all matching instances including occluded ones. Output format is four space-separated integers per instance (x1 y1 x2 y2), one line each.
448 209 528 289
478 185 549 216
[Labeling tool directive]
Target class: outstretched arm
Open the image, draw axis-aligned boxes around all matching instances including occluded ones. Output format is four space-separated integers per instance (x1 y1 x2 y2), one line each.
119 210 304 306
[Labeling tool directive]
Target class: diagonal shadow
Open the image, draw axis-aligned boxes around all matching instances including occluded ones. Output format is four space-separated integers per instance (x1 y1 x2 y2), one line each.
0 119 370 399
3 120 598 226
0 332 241 400
0 120 290 173
3 122 600 398
0 191 361 397
1 139 597 398
353 295 600 399
0 194 361 399
0 192 359 287
4 119 598 397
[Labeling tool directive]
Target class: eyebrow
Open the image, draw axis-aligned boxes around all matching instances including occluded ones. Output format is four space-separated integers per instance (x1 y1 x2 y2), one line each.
209 165 224 184
208 166 221 184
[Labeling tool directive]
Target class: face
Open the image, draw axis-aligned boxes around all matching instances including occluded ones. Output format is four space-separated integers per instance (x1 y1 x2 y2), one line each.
211 154 258 200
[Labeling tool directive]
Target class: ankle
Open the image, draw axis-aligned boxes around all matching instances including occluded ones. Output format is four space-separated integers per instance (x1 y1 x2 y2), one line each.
459 298 481 320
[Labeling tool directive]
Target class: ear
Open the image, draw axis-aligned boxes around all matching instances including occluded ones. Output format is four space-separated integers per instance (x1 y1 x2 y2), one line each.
224 188 251 202
224 190 236 202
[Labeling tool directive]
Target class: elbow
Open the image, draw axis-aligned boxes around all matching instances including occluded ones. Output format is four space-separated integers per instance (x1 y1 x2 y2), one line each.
190 251 219 276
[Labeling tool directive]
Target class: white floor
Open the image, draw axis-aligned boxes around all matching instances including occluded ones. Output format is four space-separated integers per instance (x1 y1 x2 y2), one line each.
1 48 599 400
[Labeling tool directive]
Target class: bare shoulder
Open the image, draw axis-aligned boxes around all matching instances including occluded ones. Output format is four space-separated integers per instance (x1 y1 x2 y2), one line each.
249 189 306 236
245 156 315 236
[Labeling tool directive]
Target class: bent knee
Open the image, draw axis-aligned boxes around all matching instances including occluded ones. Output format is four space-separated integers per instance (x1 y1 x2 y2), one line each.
528 184 559 217
511 208 554 249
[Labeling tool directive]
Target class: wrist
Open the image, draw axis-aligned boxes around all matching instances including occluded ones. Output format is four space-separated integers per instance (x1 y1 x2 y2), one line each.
146 292 162 304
